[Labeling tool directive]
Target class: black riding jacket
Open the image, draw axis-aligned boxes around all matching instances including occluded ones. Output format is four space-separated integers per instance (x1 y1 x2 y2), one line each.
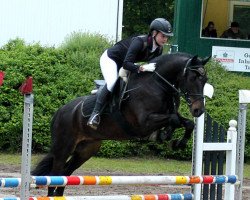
107 34 163 73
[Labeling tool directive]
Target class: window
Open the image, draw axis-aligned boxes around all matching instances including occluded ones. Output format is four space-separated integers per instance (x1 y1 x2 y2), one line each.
201 0 250 40
229 1 250 38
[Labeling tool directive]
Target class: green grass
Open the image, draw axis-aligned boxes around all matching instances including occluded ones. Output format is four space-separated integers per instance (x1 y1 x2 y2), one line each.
0 153 191 175
80 157 192 175
0 153 249 178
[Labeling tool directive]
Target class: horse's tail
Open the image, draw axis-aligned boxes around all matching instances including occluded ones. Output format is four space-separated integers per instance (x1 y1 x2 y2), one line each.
32 106 65 176
31 153 54 175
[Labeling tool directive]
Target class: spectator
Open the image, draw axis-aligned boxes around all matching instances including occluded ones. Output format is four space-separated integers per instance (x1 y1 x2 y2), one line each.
202 21 217 38
220 21 246 39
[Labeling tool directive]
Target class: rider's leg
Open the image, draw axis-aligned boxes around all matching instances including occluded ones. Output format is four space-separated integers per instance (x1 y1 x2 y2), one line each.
87 50 118 130
87 84 110 129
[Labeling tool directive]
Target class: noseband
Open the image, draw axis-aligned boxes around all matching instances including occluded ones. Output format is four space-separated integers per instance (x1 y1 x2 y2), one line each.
183 91 204 107
153 58 206 107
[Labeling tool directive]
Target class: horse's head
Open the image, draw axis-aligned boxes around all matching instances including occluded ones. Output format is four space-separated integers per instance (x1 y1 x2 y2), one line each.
150 53 209 117
178 55 209 117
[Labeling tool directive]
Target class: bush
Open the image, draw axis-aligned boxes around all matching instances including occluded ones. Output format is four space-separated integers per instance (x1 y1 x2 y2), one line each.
0 33 111 152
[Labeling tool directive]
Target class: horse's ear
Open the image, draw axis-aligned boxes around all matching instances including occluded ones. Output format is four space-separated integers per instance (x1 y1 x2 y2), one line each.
191 55 198 65
202 56 211 65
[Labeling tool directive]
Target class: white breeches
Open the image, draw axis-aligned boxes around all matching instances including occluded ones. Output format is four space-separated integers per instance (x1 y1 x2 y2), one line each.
100 50 118 92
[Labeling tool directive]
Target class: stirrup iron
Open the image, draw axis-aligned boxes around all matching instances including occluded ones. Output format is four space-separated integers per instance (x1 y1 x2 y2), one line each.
87 114 100 130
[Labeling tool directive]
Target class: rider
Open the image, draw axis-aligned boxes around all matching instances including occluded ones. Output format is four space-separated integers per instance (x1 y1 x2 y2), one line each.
87 18 173 130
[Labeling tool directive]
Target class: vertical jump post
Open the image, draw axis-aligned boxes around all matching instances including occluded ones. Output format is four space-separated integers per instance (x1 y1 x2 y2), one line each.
235 90 250 200
19 77 34 200
193 88 249 200
192 83 214 200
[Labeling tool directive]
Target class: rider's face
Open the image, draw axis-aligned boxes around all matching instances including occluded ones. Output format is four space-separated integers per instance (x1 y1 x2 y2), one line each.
154 32 169 46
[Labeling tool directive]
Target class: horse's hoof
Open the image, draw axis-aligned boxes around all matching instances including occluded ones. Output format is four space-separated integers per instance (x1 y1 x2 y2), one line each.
171 139 187 150
148 130 169 143
169 114 180 126
162 126 174 141
148 131 158 141
171 140 178 150
159 132 170 141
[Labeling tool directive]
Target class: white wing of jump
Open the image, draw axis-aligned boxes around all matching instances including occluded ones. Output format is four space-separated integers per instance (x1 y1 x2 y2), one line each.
204 83 214 99
239 90 250 104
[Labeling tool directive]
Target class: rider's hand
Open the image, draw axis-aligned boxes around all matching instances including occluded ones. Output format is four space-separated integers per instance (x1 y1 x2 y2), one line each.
139 63 156 72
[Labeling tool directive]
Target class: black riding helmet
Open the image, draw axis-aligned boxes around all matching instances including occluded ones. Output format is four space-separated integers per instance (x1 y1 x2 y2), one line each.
150 18 173 37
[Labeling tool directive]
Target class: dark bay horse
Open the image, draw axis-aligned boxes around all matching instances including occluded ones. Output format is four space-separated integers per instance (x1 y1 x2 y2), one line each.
32 52 209 196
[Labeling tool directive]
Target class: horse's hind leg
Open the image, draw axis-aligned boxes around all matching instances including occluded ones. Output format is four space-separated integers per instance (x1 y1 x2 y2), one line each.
156 114 180 141
47 136 77 196
54 140 102 196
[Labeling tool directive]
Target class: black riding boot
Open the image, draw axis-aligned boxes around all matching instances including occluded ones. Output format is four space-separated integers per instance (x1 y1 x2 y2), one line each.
87 84 110 130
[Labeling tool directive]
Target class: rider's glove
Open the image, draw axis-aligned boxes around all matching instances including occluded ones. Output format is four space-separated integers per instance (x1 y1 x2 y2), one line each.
140 63 156 72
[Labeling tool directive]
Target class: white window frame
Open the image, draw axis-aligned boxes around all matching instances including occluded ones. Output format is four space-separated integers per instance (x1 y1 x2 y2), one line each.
229 1 250 26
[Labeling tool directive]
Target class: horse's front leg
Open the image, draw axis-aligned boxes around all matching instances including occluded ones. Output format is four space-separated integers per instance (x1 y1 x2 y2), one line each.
171 113 194 150
146 113 180 141
145 113 178 128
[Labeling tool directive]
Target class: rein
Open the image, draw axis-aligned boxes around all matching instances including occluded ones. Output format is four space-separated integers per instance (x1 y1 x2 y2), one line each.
154 71 179 93
153 58 205 107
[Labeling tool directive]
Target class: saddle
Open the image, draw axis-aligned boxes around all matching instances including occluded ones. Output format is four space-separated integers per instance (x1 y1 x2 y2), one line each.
81 69 130 118
81 70 139 136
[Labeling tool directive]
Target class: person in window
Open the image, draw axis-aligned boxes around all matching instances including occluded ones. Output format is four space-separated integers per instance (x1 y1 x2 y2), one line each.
220 21 246 39
202 21 217 38
87 18 173 130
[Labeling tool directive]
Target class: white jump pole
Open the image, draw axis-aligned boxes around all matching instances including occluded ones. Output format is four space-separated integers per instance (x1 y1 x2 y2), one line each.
235 90 250 200
192 83 214 200
224 120 238 199
20 77 34 200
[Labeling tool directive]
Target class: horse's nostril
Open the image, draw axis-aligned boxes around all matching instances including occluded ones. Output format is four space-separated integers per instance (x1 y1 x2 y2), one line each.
193 108 205 117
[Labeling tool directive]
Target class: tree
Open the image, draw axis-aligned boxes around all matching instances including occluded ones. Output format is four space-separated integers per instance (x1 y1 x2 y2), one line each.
122 0 175 38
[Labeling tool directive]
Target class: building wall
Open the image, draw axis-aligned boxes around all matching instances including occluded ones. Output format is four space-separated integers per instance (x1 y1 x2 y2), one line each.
173 0 202 54
0 0 123 47
174 0 250 57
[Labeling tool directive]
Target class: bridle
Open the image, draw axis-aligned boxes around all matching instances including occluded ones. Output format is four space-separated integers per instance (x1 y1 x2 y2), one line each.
153 58 206 107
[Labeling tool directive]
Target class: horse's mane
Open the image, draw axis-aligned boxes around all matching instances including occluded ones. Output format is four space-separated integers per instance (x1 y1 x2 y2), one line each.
148 52 193 74
150 52 193 64
151 52 205 74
